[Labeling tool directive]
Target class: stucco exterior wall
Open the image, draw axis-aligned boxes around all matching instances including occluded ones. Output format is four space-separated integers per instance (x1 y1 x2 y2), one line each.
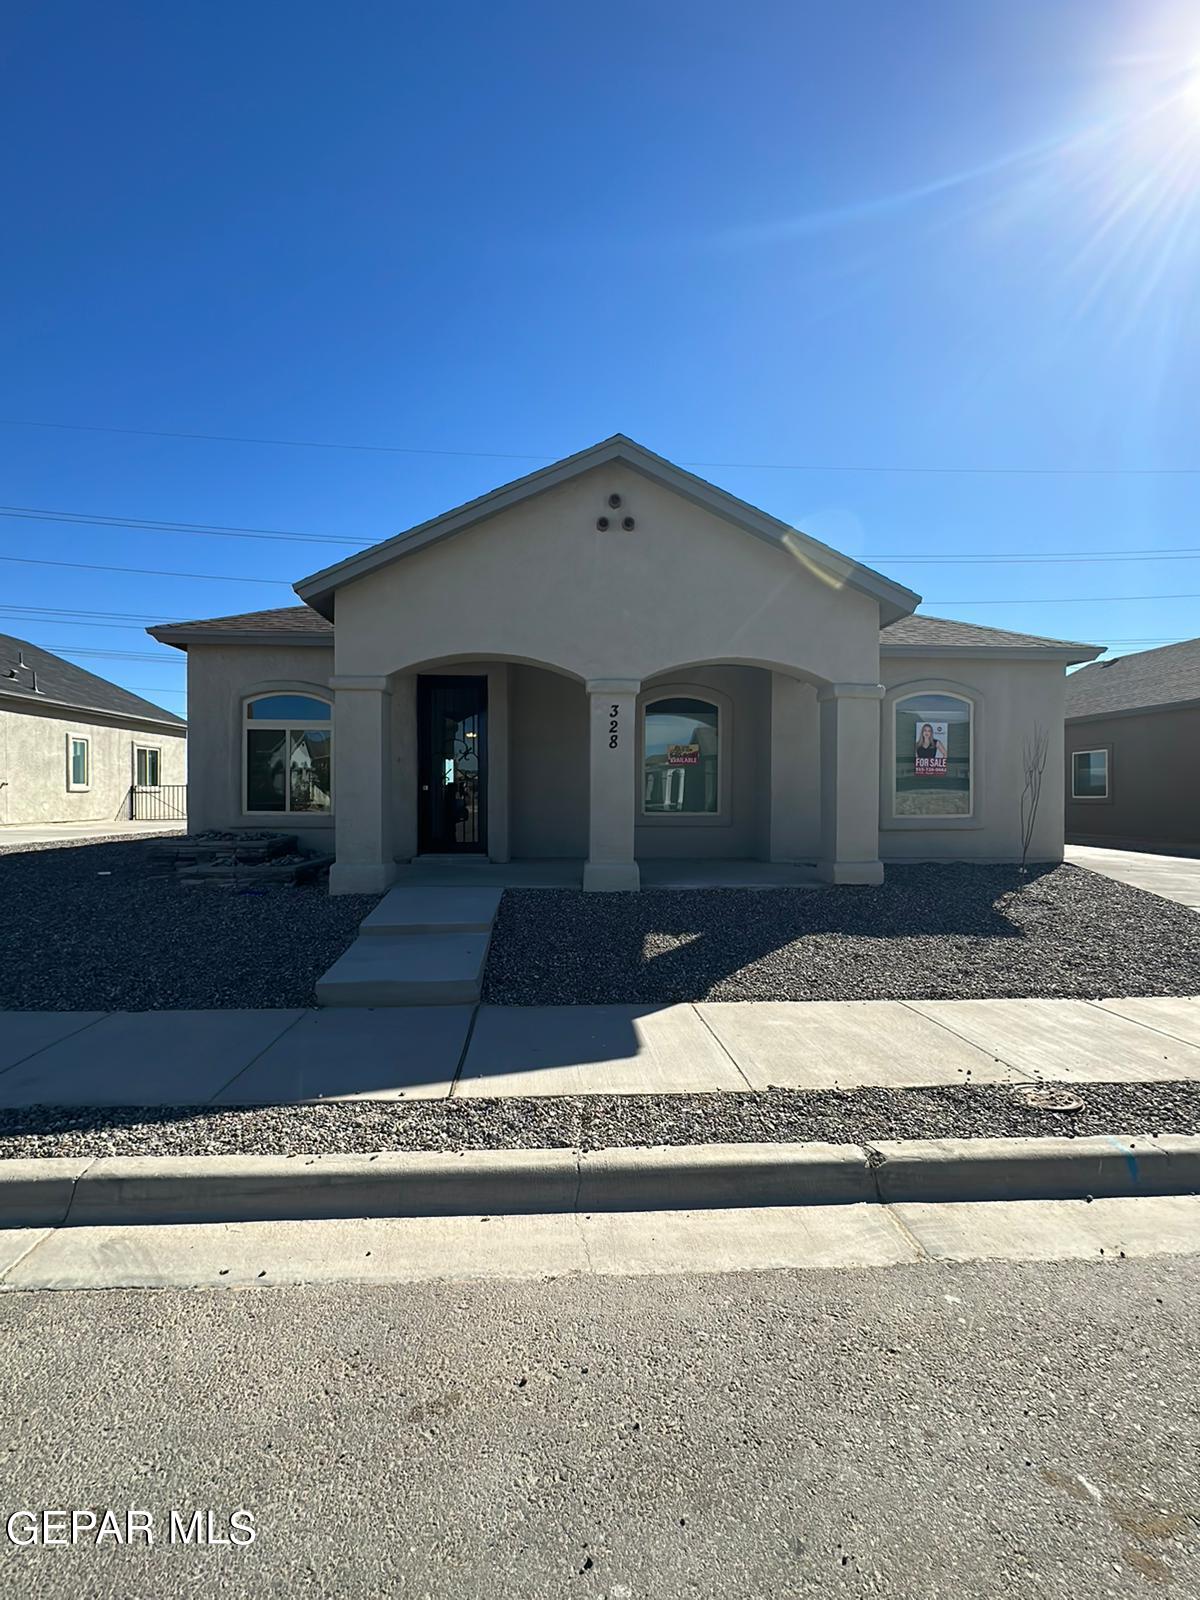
878 655 1067 863
0 700 185 827
1065 704 1200 851
184 643 335 847
635 665 777 860
331 462 882 688
509 666 589 858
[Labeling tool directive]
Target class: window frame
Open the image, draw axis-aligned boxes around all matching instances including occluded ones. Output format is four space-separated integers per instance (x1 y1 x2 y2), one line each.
66 733 90 792
880 680 983 831
1070 746 1110 802
133 744 162 790
242 690 334 817
637 682 732 827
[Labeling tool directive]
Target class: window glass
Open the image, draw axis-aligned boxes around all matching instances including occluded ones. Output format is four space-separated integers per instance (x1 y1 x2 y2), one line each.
247 694 330 722
643 697 719 815
244 694 333 813
1072 749 1108 799
136 747 161 787
289 729 333 812
246 728 287 811
70 738 89 787
894 694 971 817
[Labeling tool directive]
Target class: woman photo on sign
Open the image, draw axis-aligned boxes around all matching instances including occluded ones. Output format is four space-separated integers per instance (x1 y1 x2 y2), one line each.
916 722 946 761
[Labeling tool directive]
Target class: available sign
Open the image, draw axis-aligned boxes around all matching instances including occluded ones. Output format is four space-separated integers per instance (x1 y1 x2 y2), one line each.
914 720 948 776
667 743 700 766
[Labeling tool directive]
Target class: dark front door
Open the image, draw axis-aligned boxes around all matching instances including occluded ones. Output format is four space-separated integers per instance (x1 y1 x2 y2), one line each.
417 675 488 853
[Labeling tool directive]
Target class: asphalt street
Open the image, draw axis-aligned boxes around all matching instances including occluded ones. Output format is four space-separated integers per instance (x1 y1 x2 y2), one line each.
0 1254 1197 1598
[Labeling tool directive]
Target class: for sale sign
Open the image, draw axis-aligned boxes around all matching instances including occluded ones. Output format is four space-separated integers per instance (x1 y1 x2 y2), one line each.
914 720 948 776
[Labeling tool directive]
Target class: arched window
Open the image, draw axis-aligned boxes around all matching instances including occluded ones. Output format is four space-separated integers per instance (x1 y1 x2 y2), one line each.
893 692 972 818
244 693 332 814
643 696 720 815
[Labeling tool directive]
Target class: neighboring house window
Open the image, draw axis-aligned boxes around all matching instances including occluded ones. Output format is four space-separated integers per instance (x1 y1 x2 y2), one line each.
894 693 973 818
135 746 161 788
67 735 90 791
1072 748 1109 799
244 693 332 813
643 696 719 815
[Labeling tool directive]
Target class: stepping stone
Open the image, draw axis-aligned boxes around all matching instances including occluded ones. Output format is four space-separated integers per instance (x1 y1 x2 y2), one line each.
315 934 489 1007
359 886 502 937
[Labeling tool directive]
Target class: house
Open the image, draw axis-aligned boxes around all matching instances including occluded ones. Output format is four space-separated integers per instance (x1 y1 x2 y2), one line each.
148 435 1100 892
1065 637 1200 853
0 634 186 827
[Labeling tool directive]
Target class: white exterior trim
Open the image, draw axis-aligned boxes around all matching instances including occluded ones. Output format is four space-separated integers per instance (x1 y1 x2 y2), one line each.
65 731 90 792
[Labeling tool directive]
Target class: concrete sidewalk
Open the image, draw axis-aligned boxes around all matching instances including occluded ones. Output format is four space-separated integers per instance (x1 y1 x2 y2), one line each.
1066 843 1200 911
0 994 1197 1106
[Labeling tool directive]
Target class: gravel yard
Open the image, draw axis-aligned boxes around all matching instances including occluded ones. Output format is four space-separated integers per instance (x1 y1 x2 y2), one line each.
483 864 1200 1004
0 837 377 1010
1 1079 1197 1159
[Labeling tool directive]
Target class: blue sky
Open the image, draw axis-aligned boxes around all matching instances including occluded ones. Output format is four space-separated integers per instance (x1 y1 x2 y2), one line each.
2 0 1199 717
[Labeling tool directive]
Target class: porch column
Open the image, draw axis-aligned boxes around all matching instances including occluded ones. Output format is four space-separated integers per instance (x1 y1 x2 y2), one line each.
817 681 885 886
583 678 640 892
329 675 398 895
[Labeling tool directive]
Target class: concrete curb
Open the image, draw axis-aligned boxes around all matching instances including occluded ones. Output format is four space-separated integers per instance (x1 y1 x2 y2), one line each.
0 1136 1196 1228
868 1135 1200 1203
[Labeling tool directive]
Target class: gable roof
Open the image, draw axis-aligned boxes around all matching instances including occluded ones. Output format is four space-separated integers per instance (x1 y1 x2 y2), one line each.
882 615 1101 662
149 605 333 649
1065 637 1200 719
293 434 922 627
0 634 186 727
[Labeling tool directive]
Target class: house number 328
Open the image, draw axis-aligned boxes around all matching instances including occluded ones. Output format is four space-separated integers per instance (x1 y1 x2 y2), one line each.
609 704 620 749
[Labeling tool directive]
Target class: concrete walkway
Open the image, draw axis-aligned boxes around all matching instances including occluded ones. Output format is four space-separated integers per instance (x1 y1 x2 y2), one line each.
1066 843 1200 911
0 994 1198 1106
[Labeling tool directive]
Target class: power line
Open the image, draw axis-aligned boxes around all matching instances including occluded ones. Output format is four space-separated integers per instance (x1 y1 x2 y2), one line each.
40 646 180 661
0 505 363 547
0 603 165 621
3 416 1200 476
0 417 548 463
873 550 1200 566
925 593 1200 605
0 554 290 585
6 500 1200 568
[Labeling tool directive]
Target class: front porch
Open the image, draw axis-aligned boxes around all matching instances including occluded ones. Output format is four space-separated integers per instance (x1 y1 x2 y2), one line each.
328 658 885 895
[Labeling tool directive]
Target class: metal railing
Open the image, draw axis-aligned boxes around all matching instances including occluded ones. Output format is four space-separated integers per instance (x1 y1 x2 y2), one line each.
128 784 188 822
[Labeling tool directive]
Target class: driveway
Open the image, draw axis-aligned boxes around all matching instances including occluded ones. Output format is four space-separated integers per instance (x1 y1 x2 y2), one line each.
1066 844 1200 912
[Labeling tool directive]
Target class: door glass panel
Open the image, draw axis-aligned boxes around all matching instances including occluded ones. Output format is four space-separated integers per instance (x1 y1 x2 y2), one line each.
419 678 487 851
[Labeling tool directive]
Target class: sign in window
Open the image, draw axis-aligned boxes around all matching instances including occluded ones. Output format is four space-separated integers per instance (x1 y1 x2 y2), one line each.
894 695 971 817
644 698 718 814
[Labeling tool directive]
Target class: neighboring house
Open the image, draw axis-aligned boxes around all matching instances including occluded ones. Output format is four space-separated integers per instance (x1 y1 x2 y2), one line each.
0 634 186 828
1065 637 1200 853
149 435 1100 892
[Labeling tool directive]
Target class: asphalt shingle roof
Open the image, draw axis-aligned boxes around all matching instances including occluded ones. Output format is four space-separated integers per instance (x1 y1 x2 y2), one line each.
880 615 1098 652
1065 636 1200 718
148 606 333 643
148 606 1096 659
0 634 185 726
